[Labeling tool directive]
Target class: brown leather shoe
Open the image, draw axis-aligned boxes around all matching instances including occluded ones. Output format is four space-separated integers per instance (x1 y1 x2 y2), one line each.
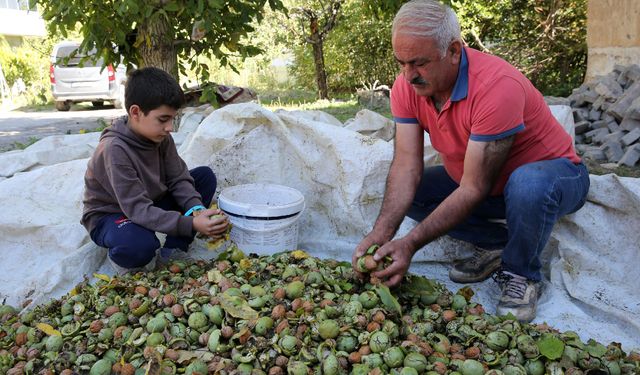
448 249 502 283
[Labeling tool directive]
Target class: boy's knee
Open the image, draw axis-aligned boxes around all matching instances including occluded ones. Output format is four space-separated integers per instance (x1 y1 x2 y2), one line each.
191 166 216 206
191 165 213 175
191 166 215 180
109 233 159 268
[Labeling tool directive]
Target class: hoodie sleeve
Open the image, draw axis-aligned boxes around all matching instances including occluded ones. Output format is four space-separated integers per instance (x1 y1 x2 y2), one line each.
105 143 195 237
161 136 203 211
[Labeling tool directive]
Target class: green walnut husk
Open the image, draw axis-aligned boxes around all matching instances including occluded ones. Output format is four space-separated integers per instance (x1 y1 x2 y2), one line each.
0 248 637 375
355 244 392 276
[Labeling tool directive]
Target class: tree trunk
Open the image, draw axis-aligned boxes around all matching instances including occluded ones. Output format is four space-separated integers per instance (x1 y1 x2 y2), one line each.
312 40 329 100
138 15 178 80
309 18 329 100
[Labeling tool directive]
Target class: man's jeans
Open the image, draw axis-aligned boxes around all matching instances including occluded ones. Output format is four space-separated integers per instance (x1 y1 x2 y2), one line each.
90 166 216 268
407 159 590 281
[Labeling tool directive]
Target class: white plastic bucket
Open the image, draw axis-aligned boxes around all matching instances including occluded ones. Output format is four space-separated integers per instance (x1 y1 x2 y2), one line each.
218 183 305 254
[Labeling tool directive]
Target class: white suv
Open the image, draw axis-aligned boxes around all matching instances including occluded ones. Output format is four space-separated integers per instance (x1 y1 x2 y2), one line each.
50 41 127 111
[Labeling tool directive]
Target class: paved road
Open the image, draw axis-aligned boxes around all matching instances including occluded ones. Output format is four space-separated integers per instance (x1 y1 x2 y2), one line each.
0 105 125 152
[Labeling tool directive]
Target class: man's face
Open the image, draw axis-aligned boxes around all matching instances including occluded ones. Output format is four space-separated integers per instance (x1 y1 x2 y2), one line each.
392 34 460 99
129 105 177 143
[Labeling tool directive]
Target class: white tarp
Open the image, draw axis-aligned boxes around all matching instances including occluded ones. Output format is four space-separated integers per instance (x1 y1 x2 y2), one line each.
0 103 638 351
0 132 99 178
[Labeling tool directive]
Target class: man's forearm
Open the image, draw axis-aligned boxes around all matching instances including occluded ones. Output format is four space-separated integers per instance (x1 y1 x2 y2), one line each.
372 158 422 240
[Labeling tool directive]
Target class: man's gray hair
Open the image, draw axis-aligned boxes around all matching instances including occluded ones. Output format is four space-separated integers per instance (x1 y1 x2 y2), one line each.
392 0 461 55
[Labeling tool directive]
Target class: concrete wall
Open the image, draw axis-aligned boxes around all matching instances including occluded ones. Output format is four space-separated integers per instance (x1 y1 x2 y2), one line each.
0 9 45 38
586 0 640 80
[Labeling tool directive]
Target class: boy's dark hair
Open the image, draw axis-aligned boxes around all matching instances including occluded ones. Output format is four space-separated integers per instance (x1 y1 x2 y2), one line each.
125 67 185 114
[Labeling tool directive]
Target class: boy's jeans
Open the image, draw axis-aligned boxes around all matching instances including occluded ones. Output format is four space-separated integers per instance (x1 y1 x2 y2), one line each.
406 158 590 281
90 166 216 269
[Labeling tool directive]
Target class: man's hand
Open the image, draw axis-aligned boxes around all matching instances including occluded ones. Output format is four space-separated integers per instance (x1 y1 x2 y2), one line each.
370 238 415 288
192 208 229 239
352 232 391 279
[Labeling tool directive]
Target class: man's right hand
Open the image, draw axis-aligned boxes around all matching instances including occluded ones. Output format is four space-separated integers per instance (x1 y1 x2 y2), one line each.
192 208 229 239
352 232 390 278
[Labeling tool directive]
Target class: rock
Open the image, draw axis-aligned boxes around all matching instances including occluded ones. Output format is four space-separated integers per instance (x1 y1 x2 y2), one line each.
601 141 625 163
545 96 571 106
621 127 640 146
594 76 624 100
608 81 640 121
562 64 640 166
625 96 640 120
618 144 640 167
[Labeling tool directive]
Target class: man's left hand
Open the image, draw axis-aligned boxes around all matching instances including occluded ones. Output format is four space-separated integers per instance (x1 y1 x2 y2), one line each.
370 238 415 288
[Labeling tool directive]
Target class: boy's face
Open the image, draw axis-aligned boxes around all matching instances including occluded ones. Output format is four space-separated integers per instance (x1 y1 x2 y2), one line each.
128 104 177 143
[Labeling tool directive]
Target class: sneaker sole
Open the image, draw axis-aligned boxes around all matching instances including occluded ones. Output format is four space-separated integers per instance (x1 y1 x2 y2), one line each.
496 304 536 323
448 256 502 283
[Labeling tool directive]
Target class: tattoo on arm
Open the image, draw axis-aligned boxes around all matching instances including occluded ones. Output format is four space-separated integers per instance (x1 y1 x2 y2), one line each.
487 136 514 155
482 135 515 182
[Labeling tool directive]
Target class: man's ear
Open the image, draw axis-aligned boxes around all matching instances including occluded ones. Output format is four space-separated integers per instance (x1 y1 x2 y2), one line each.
448 40 463 63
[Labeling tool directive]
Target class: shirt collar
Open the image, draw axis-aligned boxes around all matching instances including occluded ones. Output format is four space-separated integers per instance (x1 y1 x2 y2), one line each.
450 47 469 102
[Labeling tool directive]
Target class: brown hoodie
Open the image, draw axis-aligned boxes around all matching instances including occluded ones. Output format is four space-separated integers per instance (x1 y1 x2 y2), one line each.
81 116 201 237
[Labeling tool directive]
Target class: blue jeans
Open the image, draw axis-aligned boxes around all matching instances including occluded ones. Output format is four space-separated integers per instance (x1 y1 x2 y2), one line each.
90 166 216 268
407 159 590 281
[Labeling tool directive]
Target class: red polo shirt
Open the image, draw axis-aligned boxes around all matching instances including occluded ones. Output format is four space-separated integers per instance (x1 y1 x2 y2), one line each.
391 47 580 195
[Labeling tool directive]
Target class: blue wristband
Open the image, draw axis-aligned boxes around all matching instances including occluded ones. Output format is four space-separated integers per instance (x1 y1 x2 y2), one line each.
184 205 206 216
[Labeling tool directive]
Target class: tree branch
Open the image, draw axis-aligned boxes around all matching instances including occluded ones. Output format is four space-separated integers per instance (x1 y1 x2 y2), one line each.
319 0 343 39
468 29 490 53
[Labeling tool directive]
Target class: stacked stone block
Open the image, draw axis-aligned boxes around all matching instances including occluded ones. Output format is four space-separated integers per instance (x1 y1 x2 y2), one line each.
568 64 640 167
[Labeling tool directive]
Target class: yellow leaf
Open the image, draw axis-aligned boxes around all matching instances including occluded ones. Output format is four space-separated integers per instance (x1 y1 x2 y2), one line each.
69 287 79 296
93 273 111 282
205 201 231 251
175 350 215 364
219 292 258 320
206 231 230 250
291 250 309 259
36 323 61 336
207 269 223 283
239 258 252 270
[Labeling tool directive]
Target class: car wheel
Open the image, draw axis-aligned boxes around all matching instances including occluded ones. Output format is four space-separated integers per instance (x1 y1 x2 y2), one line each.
55 101 71 111
92 101 104 108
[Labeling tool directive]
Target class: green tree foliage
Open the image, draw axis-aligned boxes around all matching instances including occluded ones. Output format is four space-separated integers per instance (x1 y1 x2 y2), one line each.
464 0 587 96
271 0 345 99
0 39 38 88
31 0 285 101
284 0 396 94
0 37 57 105
293 0 586 96
319 1 397 92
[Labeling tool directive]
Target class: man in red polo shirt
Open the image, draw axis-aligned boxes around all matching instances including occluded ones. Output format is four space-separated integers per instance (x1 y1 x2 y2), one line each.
352 0 590 322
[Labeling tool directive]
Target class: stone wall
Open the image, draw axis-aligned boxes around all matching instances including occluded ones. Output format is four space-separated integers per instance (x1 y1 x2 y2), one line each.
586 0 640 80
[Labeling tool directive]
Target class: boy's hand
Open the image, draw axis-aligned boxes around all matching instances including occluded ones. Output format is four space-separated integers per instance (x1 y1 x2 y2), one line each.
192 209 229 239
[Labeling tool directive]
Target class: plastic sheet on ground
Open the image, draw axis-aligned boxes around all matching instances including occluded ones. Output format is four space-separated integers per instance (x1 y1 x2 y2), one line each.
0 133 100 178
0 103 638 351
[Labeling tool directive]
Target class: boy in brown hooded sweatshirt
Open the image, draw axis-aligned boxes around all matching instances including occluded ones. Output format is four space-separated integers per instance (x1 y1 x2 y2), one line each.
81 67 228 274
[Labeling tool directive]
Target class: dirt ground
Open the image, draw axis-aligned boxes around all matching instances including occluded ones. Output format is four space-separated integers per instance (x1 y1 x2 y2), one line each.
581 157 640 178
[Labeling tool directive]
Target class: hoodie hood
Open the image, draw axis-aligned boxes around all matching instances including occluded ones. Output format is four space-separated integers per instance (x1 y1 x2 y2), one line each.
100 116 160 151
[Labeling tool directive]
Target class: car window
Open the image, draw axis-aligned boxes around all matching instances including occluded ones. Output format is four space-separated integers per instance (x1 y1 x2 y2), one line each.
54 46 103 67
